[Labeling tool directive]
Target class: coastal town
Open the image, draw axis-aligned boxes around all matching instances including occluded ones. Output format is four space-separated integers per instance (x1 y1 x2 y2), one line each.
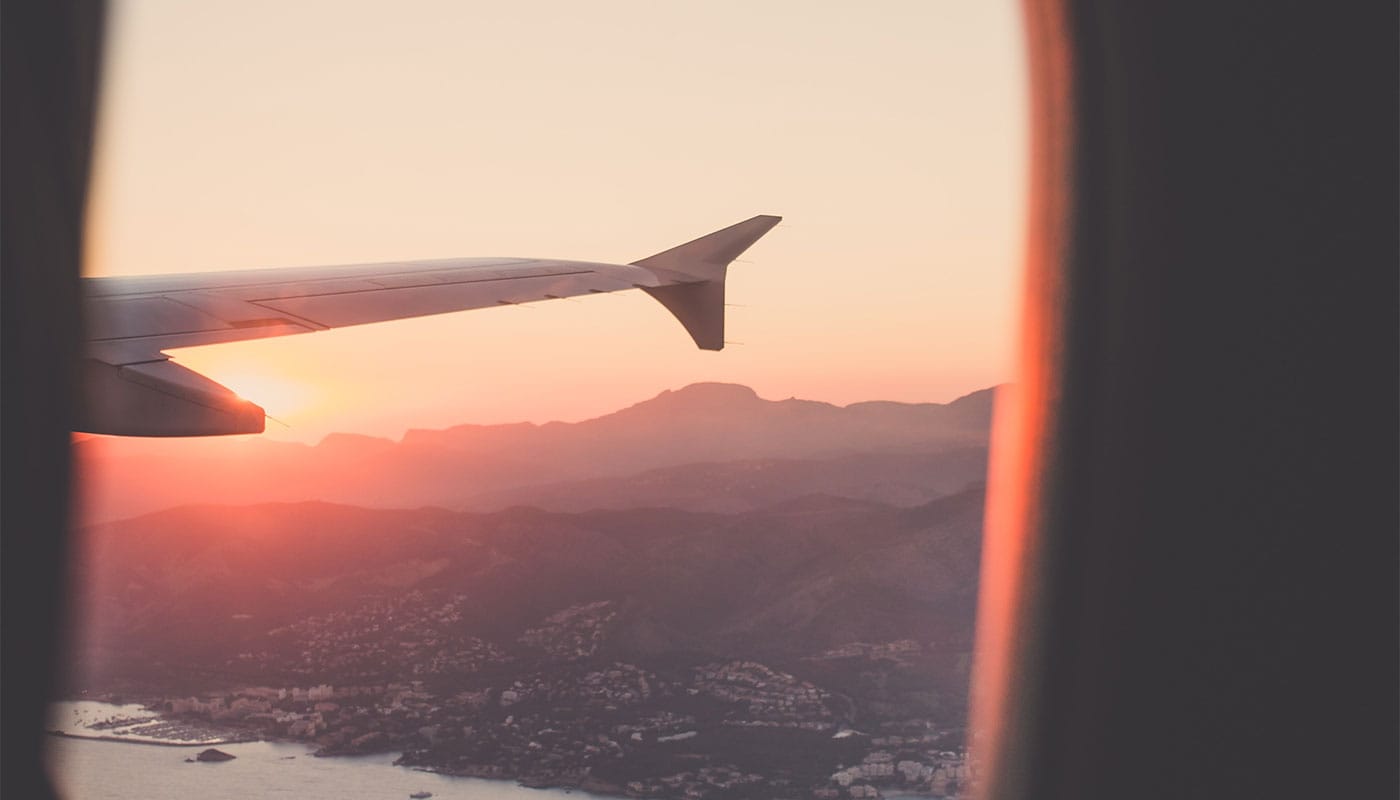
70 471 988 800
79 596 973 799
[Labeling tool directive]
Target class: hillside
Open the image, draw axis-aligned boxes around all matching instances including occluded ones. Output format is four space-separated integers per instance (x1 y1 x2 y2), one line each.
71 487 984 695
461 449 988 513
67 482 987 800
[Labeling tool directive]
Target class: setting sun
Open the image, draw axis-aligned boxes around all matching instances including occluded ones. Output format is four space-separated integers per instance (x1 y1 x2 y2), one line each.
204 369 314 422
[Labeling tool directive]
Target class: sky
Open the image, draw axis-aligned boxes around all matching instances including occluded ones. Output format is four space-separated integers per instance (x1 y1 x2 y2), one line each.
85 0 1027 443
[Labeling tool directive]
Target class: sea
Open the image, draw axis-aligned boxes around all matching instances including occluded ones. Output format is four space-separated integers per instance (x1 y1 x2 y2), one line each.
46 701 616 800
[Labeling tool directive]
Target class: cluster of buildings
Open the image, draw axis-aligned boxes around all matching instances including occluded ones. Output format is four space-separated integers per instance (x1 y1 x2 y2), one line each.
232 591 510 681
805 639 924 665
519 600 618 659
692 661 833 724
611 710 697 743
497 660 659 712
624 765 767 800
148 587 971 800
158 680 447 744
827 748 971 798
614 743 970 800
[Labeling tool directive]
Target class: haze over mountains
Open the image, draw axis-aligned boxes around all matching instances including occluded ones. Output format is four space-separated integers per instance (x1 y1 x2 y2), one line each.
76 383 996 522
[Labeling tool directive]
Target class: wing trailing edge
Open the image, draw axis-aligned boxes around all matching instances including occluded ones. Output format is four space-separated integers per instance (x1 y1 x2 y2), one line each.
78 358 266 436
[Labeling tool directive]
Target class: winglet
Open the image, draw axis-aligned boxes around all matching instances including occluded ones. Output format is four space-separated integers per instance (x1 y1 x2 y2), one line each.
632 215 781 350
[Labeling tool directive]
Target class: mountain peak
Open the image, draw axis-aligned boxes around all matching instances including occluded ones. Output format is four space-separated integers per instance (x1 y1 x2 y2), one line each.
639 382 762 411
316 432 396 451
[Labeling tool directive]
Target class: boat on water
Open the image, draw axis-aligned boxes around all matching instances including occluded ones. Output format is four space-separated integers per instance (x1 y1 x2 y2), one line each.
409 793 433 799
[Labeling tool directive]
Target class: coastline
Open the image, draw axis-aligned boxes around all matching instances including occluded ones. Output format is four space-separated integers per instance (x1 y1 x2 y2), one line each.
404 761 625 797
50 735 609 800
53 691 964 800
51 703 625 798
46 729 251 748
51 721 948 800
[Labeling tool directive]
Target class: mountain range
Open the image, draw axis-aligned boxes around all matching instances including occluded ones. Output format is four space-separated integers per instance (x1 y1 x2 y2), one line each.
75 382 996 522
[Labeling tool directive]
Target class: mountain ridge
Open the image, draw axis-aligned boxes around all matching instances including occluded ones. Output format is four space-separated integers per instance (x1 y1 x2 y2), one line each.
76 383 999 523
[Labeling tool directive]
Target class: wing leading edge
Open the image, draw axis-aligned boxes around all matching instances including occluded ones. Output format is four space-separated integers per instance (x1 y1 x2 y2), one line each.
77 215 781 436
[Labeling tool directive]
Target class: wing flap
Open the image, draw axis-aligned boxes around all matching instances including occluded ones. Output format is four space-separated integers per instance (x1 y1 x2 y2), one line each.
87 322 316 366
78 358 265 436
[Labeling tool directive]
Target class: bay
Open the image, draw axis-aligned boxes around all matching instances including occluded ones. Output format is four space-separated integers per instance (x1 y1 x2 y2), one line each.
47 702 617 800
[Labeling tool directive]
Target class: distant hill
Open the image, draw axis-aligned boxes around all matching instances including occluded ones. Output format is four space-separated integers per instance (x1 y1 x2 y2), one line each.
461 450 988 514
75 383 997 522
71 487 985 693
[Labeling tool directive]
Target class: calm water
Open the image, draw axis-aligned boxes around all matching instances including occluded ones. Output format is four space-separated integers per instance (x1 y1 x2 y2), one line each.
47 703 616 800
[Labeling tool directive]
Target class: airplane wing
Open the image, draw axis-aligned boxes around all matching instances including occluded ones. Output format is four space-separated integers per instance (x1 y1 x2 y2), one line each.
79 214 781 436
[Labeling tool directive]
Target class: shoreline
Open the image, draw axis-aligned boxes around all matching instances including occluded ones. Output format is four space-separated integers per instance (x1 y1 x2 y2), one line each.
52 731 632 799
51 729 946 800
52 702 953 800
405 764 628 799
46 729 249 748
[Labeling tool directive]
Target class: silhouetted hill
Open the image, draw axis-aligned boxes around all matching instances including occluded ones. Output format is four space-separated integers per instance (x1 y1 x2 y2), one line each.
462 450 988 513
75 384 998 522
71 487 985 692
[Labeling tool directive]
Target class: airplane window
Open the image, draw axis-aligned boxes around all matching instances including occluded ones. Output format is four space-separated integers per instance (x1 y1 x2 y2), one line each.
49 3 1026 798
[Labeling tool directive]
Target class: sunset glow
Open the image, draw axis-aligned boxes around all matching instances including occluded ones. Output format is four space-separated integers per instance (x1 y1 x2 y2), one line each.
205 368 316 422
57 7 1032 794
85 1 1026 441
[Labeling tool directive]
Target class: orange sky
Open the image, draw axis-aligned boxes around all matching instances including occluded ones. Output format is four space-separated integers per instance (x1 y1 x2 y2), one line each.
85 0 1027 442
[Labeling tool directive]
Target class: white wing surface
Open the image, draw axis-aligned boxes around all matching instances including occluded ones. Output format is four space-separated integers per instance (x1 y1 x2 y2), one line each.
79 215 780 436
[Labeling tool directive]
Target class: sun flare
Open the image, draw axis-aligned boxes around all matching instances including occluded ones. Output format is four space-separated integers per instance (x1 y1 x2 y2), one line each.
213 371 315 420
